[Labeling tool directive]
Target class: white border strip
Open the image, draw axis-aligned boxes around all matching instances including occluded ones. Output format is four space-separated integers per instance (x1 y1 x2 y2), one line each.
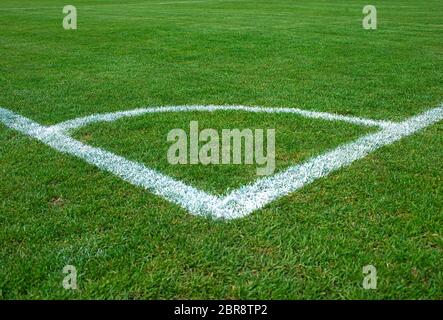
49 105 396 134
1 104 442 219
221 105 443 216
0 107 229 217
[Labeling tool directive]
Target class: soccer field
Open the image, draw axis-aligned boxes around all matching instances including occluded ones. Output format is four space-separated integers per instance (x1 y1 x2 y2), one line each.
0 0 442 299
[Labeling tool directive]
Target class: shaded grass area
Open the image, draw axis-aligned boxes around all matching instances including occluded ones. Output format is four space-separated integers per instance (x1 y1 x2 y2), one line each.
0 0 442 299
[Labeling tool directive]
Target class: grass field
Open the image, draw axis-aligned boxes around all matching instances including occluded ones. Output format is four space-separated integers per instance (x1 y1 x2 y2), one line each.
1 0 442 299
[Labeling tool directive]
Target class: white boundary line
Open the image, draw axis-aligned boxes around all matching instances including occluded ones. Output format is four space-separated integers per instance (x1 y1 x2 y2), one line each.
1 104 442 219
49 105 396 133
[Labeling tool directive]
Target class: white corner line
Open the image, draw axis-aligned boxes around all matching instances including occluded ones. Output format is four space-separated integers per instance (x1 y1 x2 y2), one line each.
49 105 396 134
1 104 442 220
0 107 234 218
221 104 443 217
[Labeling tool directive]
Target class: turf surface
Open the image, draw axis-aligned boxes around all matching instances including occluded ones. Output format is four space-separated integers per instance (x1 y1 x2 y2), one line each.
0 0 442 299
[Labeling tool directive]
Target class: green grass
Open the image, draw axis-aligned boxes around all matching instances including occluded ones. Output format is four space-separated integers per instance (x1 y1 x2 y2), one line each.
0 0 442 299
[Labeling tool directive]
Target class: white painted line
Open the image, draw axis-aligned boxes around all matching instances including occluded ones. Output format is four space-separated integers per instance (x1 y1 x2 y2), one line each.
221 105 443 217
0 107 231 218
1 104 442 219
49 105 396 134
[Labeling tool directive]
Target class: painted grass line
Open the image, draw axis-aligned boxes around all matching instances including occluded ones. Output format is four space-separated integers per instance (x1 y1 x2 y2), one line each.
50 105 395 134
0 107 231 218
1 104 442 220
221 105 443 217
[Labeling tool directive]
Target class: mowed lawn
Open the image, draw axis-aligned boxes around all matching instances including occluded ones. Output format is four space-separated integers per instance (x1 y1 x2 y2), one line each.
0 0 442 299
